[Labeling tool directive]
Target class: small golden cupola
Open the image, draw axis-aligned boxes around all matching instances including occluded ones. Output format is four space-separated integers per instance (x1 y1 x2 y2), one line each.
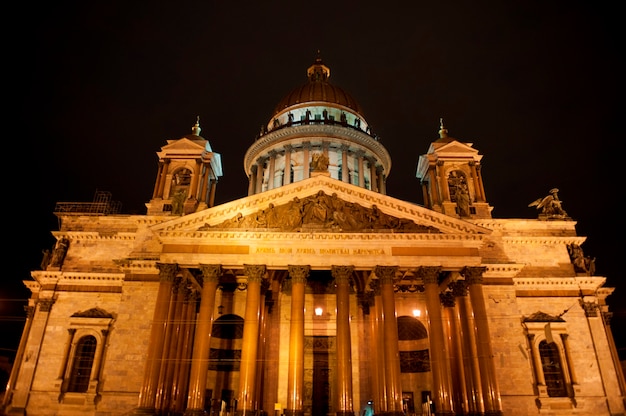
416 119 493 219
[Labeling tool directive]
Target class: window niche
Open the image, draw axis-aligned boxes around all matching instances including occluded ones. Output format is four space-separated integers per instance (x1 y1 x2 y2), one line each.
523 312 577 409
58 307 114 405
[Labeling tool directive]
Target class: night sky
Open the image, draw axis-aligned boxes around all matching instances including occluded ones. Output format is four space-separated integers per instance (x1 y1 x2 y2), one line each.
5 2 624 362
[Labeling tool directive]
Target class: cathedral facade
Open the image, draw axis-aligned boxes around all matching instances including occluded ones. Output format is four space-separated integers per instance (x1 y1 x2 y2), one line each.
2 57 624 416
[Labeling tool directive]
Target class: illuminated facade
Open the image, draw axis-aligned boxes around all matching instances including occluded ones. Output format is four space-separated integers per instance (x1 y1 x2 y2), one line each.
3 57 625 416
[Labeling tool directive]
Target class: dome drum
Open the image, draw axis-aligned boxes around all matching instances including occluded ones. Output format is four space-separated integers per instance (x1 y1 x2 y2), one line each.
244 127 390 195
245 56 391 196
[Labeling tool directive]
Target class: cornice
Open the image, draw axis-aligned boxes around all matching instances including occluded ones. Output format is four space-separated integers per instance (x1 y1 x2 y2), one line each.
31 271 126 285
472 218 578 231
482 263 524 277
502 236 586 245
513 276 606 292
157 230 485 243
114 259 161 273
55 232 137 242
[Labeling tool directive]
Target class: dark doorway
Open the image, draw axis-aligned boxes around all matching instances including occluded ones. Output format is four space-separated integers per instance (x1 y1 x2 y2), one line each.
312 336 331 415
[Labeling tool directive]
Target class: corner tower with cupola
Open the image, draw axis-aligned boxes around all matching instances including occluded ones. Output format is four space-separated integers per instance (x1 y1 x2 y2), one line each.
416 119 493 219
146 118 223 216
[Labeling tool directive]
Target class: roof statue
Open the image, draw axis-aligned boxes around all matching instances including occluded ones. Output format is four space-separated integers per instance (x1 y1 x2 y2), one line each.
528 187 569 219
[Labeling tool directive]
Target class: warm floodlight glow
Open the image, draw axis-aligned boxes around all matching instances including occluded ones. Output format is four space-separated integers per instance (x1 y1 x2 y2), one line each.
413 309 421 317
315 307 323 316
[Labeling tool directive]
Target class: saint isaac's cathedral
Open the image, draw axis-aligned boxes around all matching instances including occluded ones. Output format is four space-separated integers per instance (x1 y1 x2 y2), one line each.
3 56 624 416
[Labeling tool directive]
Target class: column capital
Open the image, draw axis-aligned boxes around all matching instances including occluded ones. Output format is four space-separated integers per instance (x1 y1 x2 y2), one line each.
374 265 397 285
244 264 267 283
157 262 179 282
331 265 354 285
38 298 55 312
199 264 222 284
440 291 455 308
461 266 487 285
417 266 442 284
450 280 468 297
369 278 381 295
288 265 310 283
580 299 598 317
24 305 35 318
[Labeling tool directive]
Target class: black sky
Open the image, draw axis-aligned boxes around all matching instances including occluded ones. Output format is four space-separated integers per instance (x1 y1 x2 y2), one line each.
5 2 625 360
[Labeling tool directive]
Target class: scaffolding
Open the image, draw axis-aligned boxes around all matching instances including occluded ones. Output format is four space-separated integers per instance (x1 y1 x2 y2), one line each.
54 190 122 215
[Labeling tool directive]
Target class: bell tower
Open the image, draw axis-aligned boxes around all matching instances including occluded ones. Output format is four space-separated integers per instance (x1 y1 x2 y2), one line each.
146 118 223 216
416 120 492 219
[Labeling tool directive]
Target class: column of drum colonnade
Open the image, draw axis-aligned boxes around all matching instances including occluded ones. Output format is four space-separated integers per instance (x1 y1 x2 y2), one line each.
247 145 387 195
421 266 503 416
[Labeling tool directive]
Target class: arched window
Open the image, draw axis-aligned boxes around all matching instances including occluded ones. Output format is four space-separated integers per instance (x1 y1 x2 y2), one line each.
539 340 567 397
447 170 467 203
209 314 243 371
397 316 430 373
67 335 97 393
397 316 428 340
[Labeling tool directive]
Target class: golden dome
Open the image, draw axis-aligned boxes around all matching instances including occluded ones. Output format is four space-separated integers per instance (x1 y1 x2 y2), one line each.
272 55 364 116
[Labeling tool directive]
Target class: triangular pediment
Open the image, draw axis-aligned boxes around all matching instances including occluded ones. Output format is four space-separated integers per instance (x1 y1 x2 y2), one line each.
522 311 565 323
152 175 491 235
430 139 479 156
157 137 207 158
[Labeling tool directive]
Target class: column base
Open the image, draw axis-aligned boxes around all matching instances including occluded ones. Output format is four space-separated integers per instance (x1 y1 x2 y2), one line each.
183 408 208 416
132 407 157 415
336 411 355 416
283 410 304 416
234 410 259 416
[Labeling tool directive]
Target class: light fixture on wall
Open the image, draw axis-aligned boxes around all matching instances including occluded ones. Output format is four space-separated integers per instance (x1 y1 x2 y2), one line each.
217 305 224 315
315 307 323 316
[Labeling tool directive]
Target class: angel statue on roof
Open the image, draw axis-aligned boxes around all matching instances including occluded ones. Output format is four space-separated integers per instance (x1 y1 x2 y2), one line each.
528 188 569 219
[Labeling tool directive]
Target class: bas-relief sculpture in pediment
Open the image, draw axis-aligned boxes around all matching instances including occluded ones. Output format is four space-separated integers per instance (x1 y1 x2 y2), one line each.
152 175 491 235
199 191 440 233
